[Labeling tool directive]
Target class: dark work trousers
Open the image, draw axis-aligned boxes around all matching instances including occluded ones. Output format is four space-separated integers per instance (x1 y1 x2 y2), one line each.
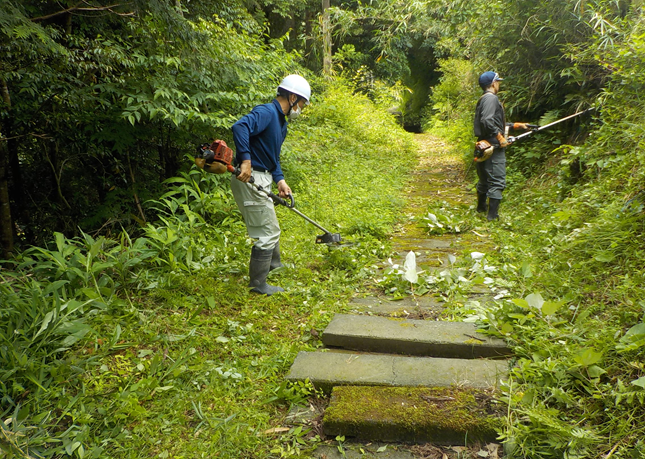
475 148 506 200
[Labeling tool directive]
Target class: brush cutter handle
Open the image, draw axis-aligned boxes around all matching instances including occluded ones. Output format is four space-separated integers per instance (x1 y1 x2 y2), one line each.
267 192 295 208
234 167 255 184
268 192 286 206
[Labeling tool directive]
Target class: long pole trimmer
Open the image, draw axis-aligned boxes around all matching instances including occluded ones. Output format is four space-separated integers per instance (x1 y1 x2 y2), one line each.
466 107 594 177
194 140 342 245
507 108 594 144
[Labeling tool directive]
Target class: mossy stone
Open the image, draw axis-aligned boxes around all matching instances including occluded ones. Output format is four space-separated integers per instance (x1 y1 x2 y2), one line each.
323 385 503 444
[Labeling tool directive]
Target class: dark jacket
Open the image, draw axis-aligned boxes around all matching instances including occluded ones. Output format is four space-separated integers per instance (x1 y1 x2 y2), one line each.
232 99 287 183
474 91 506 145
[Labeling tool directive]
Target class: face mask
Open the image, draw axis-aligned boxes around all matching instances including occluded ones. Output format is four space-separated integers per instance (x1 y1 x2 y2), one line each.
288 104 301 121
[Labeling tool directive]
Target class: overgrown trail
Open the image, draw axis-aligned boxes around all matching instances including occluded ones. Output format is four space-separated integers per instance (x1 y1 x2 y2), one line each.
376 133 495 310
289 134 509 458
390 134 494 273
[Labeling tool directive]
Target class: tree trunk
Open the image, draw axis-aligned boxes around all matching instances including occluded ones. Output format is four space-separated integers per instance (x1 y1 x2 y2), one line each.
304 9 314 59
46 139 71 210
127 151 146 224
322 0 332 77
8 127 24 219
0 79 14 258
0 144 12 258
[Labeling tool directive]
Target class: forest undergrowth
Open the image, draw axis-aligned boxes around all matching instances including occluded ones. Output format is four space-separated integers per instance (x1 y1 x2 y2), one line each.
3 0 645 457
417 42 645 457
0 83 417 459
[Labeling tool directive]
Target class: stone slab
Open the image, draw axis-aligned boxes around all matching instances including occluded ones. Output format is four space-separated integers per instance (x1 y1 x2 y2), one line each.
349 296 444 317
392 238 452 250
323 386 502 444
286 351 508 393
322 314 511 359
313 444 414 459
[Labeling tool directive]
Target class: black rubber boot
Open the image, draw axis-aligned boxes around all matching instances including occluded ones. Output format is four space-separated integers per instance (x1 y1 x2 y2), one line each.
269 241 283 271
476 193 488 213
487 198 501 221
249 246 284 295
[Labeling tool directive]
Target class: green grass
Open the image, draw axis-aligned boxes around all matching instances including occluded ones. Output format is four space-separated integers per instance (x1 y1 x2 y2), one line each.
423 55 645 456
442 149 645 458
0 82 416 459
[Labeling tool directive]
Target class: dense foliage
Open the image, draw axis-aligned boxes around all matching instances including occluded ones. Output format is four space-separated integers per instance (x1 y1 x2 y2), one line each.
0 82 416 458
0 0 298 253
422 1 645 457
2 0 645 457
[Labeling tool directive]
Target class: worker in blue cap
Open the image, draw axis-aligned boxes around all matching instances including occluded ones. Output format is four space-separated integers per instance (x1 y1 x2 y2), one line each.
473 71 530 220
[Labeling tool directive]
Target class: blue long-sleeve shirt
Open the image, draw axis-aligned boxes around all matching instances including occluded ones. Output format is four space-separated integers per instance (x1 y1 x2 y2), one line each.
231 99 287 183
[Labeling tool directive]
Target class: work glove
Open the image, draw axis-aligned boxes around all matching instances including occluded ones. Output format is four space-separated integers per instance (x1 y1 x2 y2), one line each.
512 122 529 130
496 132 510 148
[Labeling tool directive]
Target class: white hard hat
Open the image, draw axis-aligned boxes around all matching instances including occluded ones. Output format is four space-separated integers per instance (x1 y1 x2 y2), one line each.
278 74 311 103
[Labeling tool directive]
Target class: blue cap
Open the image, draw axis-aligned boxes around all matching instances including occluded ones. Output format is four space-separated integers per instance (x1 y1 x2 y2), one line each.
479 71 503 89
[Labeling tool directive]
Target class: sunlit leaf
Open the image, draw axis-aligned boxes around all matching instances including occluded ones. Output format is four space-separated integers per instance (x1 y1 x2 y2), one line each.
574 348 602 366
622 323 645 339
630 377 645 389
525 293 544 310
587 365 606 378
541 300 564 316
403 251 418 284
616 323 645 352
520 262 532 278
511 298 529 309
594 252 615 263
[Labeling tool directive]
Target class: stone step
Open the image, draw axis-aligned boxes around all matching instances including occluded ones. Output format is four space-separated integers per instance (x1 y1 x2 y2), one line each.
391 251 452 268
312 443 415 459
349 295 444 318
286 351 508 393
322 314 511 359
391 238 452 251
323 386 502 444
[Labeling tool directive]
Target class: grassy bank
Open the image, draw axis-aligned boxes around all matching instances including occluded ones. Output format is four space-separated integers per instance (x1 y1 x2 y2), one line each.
421 56 645 458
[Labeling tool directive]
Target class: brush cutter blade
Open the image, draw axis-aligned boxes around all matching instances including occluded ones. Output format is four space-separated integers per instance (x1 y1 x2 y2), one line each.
316 232 342 244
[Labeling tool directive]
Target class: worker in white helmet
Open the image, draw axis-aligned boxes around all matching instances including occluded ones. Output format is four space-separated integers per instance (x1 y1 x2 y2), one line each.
231 74 311 295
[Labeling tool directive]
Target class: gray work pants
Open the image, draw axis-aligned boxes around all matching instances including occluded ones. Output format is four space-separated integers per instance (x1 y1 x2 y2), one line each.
475 148 506 200
230 170 281 251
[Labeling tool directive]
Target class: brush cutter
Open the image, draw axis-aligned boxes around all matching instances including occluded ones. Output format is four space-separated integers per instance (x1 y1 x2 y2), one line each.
241 178 342 244
467 108 593 176
195 140 342 244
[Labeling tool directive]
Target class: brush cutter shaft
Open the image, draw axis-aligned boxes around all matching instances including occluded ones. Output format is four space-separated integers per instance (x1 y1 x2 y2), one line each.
511 109 592 142
284 205 333 235
236 169 338 241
